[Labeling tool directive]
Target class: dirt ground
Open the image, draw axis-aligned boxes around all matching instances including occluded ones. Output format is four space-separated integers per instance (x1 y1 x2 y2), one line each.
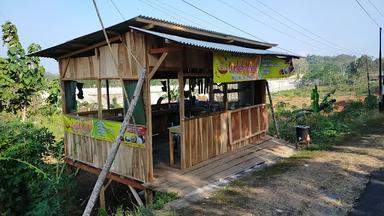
170 118 384 216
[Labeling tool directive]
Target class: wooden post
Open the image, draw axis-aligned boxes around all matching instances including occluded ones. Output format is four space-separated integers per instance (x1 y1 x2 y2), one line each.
99 179 112 210
97 79 103 119
223 83 228 110
178 70 186 169
106 79 110 110
144 189 153 206
83 68 146 216
128 185 144 207
167 78 171 106
266 80 280 139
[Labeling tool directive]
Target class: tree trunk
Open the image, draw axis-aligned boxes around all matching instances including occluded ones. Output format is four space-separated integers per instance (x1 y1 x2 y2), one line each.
82 69 146 216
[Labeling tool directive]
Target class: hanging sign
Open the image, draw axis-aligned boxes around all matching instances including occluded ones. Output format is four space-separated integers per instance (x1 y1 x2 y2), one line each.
258 56 295 79
213 52 261 83
63 115 146 148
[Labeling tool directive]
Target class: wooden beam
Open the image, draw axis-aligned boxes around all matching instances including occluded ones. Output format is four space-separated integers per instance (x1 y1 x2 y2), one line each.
143 34 154 182
99 179 112 209
58 35 121 59
61 58 71 79
97 79 103 119
141 23 154 30
148 52 168 80
178 70 186 169
225 39 235 44
134 16 275 48
128 185 144 207
106 80 110 110
65 158 144 190
148 47 182 54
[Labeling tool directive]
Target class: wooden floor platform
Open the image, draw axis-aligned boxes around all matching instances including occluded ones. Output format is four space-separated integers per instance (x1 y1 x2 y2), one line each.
146 136 295 196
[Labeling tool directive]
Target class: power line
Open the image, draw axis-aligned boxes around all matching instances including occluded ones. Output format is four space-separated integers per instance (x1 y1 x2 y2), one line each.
238 0 353 54
181 0 265 42
367 0 384 19
153 0 240 36
251 0 362 56
144 0 209 27
137 0 188 24
355 0 381 28
181 0 296 54
109 0 126 20
217 0 325 51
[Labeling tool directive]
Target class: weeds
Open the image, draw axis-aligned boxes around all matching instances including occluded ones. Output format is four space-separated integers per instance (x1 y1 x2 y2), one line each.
270 93 378 150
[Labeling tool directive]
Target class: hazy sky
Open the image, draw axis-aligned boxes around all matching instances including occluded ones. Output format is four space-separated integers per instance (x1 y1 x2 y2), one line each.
1 0 384 73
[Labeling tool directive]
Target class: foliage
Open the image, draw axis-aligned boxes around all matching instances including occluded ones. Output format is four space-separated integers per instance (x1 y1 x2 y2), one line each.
270 96 378 149
0 21 46 117
0 120 78 215
296 54 378 96
364 95 378 110
151 191 178 210
111 97 122 109
310 85 320 112
105 192 178 216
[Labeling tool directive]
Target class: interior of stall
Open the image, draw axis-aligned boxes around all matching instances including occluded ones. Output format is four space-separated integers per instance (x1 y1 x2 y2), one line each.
149 69 267 169
63 79 145 124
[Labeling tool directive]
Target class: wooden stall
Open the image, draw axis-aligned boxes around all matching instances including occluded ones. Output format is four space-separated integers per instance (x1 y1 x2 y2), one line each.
32 16 299 193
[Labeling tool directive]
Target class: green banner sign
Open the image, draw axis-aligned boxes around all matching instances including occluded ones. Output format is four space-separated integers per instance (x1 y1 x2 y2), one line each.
63 115 146 148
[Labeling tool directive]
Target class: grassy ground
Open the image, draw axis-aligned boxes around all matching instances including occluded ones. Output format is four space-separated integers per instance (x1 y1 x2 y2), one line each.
170 116 384 215
272 86 365 109
0 112 64 140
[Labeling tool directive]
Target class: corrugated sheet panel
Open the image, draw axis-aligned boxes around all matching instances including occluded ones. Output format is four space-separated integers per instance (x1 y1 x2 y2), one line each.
131 26 300 58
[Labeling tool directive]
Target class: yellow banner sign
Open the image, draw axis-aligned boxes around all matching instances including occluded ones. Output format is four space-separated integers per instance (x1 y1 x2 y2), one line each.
213 52 261 83
92 119 146 148
258 56 294 79
63 115 93 137
63 115 145 148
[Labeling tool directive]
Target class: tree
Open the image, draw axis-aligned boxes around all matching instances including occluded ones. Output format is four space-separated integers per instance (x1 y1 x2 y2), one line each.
0 21 45 120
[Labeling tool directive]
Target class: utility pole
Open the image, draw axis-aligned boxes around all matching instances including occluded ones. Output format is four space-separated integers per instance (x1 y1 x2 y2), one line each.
366 57 371 96
379 27 383 112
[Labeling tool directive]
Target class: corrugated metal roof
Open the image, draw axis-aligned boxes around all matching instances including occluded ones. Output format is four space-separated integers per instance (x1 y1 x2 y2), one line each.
31 15 277 58
131 26 300 58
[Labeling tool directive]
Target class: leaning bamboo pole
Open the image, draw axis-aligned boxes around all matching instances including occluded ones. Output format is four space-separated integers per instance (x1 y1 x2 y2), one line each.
266 80 280 139
82 1 146 215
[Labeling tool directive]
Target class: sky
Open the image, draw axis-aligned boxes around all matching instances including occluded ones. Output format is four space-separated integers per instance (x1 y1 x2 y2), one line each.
1 0 384 74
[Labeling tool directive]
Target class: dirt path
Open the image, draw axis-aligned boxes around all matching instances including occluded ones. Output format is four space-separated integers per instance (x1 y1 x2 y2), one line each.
171 119 384 216
349 169 384 216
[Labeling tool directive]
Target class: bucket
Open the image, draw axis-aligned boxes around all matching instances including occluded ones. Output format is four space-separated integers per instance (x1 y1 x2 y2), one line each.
295 125 311 147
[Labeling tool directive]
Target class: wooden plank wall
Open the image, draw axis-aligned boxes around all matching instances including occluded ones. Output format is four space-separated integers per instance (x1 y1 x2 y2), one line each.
229 104 268 150
183 112 228 168
66 132 148 182
59 31 146 80
182 104 268 169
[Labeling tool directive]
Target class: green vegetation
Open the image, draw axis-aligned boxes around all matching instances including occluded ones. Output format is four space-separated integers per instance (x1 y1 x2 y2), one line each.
101 192 178 216
271 93 378 149
0 120 79 215
295 54 378 95
0 21 60 120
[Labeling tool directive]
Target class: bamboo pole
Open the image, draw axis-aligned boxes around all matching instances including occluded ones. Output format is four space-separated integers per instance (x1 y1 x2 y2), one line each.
266 80 280 139
83 69 145 216
83 1 146 215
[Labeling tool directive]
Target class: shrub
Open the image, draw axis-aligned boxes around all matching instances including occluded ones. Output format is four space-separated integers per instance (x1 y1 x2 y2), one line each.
0 120 78 215
270 96 378 149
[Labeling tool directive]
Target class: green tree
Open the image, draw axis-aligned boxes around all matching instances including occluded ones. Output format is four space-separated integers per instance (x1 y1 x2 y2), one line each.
0 21 45 120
